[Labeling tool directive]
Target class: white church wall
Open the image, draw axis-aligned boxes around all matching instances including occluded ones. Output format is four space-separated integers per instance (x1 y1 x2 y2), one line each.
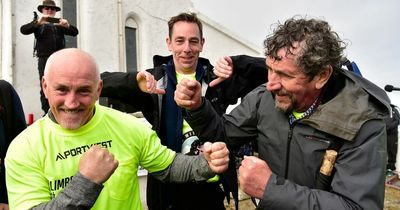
3 0 262 122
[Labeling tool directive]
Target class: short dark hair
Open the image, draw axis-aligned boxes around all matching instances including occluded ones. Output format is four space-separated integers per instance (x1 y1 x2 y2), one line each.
264 17 346 78
168 12 203 39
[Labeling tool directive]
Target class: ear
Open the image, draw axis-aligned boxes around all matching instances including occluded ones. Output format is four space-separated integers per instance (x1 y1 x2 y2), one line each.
41 77 48 98
96 80 103 98
199 37 205 52
314 65 333 90
166 37 172 52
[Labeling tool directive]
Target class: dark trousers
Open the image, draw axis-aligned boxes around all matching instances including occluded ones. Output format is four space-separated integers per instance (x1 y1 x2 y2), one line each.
146 175 225 210
387 130 398 171
38 57 50 114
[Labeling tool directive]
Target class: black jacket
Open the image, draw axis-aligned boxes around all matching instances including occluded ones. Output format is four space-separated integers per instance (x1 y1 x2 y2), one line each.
101 55 266 130
386 104 399 170
20 21 78 57
101 55 267 210
386 105 400 132
0 80 26 204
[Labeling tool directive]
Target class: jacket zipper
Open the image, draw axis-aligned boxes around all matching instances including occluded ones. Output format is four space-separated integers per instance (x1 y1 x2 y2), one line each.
284 125 294 178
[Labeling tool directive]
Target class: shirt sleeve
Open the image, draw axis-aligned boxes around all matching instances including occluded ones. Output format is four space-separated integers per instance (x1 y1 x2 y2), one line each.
31 172 103 210
135 123 176 173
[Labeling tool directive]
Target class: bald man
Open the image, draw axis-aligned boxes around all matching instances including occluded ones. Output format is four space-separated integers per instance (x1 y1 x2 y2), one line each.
5 48 229 210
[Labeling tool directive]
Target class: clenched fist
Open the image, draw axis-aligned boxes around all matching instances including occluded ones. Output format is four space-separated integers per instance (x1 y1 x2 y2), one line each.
174 78 202 110
79 145 119 184
239 156 272 199
202 142 229 174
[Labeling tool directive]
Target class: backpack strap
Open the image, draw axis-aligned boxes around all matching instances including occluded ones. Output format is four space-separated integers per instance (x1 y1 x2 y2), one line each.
341 57 362 76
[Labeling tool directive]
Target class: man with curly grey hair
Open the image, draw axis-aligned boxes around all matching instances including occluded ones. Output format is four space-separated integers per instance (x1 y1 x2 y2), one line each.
174 17 391 209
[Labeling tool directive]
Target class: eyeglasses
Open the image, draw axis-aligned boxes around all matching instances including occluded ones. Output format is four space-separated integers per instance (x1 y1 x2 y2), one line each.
43 7 56 11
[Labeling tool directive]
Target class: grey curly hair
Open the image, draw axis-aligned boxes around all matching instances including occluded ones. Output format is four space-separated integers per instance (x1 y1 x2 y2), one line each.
264 17 346 78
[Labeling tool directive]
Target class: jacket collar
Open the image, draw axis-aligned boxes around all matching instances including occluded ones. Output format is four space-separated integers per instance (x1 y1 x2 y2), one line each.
302 68 390 141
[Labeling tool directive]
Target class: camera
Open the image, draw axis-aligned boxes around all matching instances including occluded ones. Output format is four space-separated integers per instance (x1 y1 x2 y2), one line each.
46 17 60 23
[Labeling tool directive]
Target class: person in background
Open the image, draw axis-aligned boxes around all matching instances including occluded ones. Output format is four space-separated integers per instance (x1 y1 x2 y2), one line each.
5 48 229 210
101 12 266 210
174 17 391 209
0 80 27 210
386 104 399 175
20 0 78 115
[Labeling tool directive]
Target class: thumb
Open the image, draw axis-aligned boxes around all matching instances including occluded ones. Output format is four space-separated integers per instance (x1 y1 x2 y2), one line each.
209 77 224 87
153 88 166 95
203 142 212 153
202 142 212 162
224 56 233 66
243 155 262 164
136 71 146 82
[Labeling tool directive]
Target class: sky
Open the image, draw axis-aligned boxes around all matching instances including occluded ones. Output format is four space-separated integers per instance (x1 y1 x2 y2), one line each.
192 0 400 107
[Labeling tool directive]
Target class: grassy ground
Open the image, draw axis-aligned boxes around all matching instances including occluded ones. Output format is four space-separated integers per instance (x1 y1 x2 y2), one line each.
225 185 400 210
385 186 400 210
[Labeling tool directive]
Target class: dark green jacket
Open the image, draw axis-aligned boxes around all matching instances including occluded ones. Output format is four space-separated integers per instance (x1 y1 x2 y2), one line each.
186 68 390 210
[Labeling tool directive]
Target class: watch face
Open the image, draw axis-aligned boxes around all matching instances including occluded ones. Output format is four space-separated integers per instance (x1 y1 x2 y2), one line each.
181 136 202 156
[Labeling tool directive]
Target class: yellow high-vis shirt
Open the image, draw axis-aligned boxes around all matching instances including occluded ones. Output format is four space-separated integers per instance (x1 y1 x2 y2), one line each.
5 104 175 210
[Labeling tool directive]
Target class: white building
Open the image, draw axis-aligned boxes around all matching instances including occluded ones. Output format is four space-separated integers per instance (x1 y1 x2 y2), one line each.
1 1 263 208
0 0 262 119
1 1 399 208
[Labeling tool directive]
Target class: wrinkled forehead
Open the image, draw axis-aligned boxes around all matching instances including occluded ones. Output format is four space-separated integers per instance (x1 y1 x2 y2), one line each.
267 48 298 63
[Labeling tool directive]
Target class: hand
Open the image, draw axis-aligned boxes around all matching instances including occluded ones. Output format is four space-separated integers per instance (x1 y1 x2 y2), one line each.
239 156 271 199
136 71 165 94
174 78 202 110
209 56 233 87
202 142 229 174
0 203 9 210
79 145 119 184
59 18 70 28
37 15 49 25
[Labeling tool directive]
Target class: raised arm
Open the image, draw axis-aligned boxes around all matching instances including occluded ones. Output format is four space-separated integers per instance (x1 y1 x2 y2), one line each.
101 71 155 110
212 55 268 105
6 145 118 210
60 21 79 36
150 142 229 183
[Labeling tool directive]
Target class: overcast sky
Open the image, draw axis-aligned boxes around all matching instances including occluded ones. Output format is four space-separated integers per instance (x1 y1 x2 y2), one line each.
192 0 400 106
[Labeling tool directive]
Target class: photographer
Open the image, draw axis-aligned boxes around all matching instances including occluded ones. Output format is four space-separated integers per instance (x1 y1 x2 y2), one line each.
20 0 78 115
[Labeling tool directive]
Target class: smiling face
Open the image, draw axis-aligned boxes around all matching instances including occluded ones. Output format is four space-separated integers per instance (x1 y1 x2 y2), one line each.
166 21 204 74
266 47 331 113
42 49 102 130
